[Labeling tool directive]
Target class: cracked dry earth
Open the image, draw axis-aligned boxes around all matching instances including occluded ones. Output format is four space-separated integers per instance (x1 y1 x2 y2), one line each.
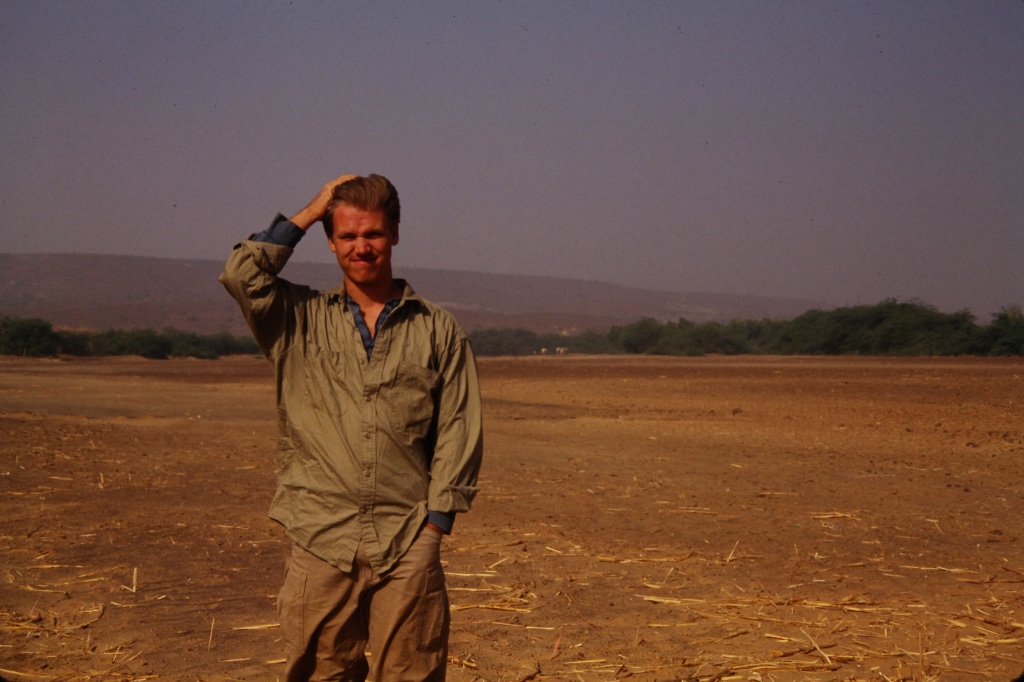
1 354 1022 681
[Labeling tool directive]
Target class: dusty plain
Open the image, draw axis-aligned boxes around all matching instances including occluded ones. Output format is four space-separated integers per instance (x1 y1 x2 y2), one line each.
0 354 1022 681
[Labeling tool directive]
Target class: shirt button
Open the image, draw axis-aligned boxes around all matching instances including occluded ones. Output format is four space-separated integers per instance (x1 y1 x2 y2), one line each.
364 469 371 478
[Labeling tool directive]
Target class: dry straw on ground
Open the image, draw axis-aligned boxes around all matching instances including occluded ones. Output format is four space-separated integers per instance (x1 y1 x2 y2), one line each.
1 355 1022 680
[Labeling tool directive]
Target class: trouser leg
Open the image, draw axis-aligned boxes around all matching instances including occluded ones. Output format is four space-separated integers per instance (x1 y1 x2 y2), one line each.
278 543 372 682
367 526 450 682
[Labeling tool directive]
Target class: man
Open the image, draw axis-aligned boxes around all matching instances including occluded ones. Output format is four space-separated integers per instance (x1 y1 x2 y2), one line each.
219 173 484 681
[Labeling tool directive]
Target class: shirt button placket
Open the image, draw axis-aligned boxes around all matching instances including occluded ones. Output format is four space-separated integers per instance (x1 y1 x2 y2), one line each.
359 386 377 524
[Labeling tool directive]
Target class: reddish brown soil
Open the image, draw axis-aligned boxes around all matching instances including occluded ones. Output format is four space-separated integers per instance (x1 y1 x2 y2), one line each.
1 355 1022 681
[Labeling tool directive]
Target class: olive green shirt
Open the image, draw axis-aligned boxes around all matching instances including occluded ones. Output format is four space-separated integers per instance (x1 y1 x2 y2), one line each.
219 236 483 573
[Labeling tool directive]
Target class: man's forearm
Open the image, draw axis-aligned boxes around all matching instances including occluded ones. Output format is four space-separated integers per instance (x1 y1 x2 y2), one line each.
289 204 326 231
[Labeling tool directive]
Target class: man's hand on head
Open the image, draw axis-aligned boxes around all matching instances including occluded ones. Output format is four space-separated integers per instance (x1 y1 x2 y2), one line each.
290 174 358 231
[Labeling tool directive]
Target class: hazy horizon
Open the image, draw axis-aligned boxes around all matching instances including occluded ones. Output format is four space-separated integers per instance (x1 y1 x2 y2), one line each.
3 2 1021 320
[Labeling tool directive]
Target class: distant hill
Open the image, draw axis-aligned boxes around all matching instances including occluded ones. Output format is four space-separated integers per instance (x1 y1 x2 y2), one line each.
0 253 829 336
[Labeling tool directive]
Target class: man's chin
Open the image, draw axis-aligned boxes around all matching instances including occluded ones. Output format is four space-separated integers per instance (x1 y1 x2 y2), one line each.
344 264 377 277
344 270 388 287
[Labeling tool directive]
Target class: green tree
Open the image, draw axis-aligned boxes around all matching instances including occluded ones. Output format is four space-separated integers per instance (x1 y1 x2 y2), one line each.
0 317 60 356
619 317 664 354
980 306 1024 356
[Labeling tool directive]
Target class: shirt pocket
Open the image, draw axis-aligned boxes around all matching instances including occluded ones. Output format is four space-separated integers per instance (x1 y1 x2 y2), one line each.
383 362 440 443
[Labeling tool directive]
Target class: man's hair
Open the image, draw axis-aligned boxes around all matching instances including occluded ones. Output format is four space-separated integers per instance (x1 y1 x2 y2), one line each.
323 174 401 237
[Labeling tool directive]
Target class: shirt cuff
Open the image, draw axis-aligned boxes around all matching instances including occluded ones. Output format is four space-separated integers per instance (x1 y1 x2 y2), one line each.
250 213 306 248
427 510 455 535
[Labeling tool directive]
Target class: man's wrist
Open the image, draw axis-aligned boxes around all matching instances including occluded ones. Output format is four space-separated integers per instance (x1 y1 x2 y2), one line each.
426 510 455 535
288 205 324 232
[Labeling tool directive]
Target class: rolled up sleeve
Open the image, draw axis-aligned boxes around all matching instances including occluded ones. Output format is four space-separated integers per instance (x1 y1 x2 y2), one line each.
218 217 309 357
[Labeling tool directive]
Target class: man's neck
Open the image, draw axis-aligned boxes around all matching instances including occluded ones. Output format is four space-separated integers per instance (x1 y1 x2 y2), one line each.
344 278 401 312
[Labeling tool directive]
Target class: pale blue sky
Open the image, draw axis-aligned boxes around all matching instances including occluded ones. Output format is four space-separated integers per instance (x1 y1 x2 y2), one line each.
2 1 1021 318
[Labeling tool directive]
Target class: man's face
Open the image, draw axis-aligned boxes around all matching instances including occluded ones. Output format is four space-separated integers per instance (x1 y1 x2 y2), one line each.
327 204 399 290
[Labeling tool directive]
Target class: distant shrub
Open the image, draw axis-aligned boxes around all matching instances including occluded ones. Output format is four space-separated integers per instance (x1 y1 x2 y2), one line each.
614 317 664 354
56 330 93 356
91 329 174 359
564 330 616 354
469 328 542 356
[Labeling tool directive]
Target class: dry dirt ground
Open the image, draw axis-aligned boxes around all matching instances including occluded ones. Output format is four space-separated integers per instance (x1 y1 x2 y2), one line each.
1 354 1022 682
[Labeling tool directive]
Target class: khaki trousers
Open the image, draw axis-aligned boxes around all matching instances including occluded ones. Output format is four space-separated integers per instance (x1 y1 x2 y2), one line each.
278 526 450 682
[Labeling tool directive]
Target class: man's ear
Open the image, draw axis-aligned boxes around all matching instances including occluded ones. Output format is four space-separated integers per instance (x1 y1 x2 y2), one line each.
391 225 400 246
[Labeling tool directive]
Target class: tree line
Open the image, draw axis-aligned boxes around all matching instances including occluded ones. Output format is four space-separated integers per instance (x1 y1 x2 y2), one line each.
0 316 259 359
469 301 1024 357
3 300 1022 359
